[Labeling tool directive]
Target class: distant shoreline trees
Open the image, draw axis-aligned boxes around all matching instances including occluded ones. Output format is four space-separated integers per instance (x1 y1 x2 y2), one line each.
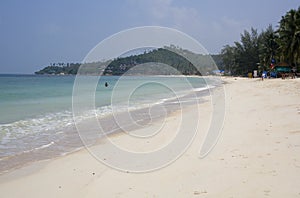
35 63 81 75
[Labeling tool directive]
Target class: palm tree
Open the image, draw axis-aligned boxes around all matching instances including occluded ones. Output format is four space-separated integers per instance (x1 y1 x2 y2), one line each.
277 7 300 67
259 25 279 70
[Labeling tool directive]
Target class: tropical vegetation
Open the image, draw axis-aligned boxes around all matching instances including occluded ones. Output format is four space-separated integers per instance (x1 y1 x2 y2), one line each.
221 7 300 75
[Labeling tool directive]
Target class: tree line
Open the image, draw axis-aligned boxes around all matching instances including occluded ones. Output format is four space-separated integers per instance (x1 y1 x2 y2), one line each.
35 46 223 76
221 7 300 75
103 47 222 75
35 63 81 75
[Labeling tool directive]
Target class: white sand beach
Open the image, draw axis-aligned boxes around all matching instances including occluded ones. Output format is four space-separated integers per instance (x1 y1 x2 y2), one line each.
1 77 300 197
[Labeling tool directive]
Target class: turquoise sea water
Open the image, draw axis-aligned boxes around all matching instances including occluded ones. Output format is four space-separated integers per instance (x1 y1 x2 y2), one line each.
0 74 210 172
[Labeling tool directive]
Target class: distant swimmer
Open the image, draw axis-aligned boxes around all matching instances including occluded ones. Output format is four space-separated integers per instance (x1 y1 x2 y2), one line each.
105 82 108 87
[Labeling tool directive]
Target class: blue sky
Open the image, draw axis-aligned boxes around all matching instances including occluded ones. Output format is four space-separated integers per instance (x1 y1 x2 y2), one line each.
0 0 299 74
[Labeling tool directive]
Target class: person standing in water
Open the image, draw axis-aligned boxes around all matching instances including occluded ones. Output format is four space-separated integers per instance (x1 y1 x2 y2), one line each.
105 82 108 87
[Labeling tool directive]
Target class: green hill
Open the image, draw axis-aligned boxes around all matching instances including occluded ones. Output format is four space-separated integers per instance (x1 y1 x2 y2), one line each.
35 47 223 75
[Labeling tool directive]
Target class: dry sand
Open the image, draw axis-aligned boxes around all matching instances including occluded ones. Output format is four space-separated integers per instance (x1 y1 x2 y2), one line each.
0 77 300 197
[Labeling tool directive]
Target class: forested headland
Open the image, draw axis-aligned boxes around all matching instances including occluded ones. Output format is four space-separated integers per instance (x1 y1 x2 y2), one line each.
35 46 223 76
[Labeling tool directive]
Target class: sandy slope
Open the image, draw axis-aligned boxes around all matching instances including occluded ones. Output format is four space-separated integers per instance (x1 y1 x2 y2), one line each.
0 77 300 197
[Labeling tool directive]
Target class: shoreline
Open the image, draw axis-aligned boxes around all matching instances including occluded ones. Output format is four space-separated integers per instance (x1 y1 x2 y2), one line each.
1 77 300 197
0 75 212 174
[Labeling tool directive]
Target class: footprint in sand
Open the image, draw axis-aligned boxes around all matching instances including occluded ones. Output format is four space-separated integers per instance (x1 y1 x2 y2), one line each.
264 189 270 196
194 190 207 195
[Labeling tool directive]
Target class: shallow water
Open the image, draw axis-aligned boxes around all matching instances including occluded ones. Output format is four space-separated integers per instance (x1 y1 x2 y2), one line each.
0 74 216 173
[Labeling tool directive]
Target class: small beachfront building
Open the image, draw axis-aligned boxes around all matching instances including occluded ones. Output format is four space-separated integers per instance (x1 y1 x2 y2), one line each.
270 62 292 77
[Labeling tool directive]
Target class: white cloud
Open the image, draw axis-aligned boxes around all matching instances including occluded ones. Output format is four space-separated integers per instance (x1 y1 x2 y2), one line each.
126 0 249 53
128 0 200 28
129 0 207 43
146 0 173 20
